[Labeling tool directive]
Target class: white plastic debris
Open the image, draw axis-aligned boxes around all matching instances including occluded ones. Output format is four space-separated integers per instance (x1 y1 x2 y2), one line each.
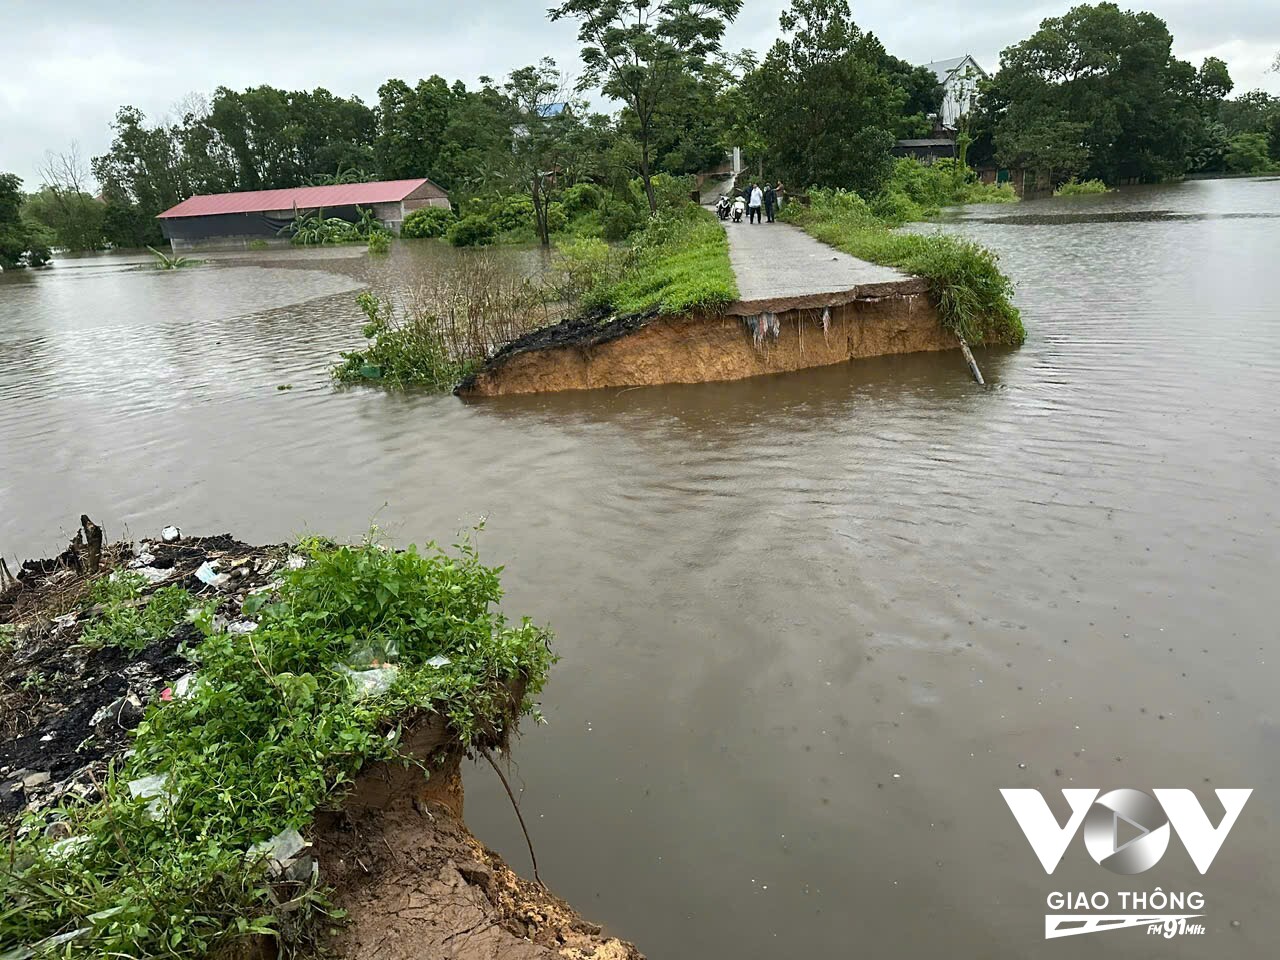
128 551 156 568
285 553 307 570
338 664 399 698
52 612 78 631
130 566 173 585
226 619 259 635
173 673 198 699
249 827 312 880
426 654 451 668
194 561 227 587
48 834 92 860
127 773 171 819
161 525 181 542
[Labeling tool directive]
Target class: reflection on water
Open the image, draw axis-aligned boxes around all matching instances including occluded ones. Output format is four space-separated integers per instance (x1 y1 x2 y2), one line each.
2 178 1279 959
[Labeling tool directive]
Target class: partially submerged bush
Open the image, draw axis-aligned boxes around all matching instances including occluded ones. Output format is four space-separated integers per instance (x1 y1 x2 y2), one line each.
334 291 471 389
1054 178 1111 196
366 230 391 255
785 188 1024 346
447 214 498 247
0 536 555 959
401 206 457 239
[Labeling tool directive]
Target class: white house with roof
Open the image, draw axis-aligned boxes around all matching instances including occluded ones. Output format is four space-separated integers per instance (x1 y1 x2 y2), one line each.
923 55 988 130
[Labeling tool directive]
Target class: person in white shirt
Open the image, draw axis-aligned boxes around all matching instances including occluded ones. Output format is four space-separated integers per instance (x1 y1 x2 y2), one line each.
748 184 764 224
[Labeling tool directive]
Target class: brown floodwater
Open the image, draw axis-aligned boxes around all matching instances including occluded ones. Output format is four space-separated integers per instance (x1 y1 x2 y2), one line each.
2 177 1278 958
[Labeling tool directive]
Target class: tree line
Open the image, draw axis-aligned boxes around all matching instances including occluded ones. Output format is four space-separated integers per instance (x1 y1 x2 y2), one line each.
3 0 1277 265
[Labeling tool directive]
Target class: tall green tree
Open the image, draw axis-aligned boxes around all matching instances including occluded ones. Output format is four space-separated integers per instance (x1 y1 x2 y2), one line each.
504 59 580 245
982 3 1199 184
745 0 902 193
0 174 52 269
549 0 744 213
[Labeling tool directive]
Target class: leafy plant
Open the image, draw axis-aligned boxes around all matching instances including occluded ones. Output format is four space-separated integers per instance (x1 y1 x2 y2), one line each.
146 245 201 269
1054 178 1111 196
446 214 498 247
0 536 555 959
366 231 391 254
80 573 195 654
401 206 457 239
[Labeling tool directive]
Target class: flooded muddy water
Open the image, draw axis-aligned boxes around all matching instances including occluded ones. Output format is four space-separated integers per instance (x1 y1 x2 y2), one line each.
2 177 1279 957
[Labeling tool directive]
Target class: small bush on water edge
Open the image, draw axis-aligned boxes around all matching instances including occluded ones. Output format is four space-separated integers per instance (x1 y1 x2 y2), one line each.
333 256 560 389
783 188 1024 346
1054 178 1111 196
146 246 202 270
0 536 556 959
366 230 391 255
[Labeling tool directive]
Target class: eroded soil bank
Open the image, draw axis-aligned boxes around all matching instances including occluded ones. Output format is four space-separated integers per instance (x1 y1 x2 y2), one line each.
0 523 641 960
458 284 950 397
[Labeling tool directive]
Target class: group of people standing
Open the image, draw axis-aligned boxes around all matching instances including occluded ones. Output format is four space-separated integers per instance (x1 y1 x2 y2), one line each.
743 181 783 223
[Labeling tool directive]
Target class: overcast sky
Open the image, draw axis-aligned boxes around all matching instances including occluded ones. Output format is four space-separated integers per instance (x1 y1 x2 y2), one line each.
3 0 1277 187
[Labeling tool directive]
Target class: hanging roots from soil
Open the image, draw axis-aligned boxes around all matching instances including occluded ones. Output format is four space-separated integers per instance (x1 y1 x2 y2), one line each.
481 745 542 886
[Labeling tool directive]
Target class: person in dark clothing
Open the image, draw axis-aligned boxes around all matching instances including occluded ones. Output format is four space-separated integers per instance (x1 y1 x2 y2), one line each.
763 183 777 223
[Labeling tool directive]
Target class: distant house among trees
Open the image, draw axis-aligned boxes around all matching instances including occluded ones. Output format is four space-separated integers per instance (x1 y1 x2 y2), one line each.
156 178 449 250
923 55 987 131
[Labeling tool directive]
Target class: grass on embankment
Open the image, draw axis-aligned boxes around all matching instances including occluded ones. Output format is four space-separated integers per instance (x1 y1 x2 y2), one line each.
782 186 1025 347
1 536 554 959
558 204 738 316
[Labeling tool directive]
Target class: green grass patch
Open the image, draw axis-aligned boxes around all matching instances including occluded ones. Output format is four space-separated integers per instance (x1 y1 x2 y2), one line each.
1053 178 1111 196
783 188 1024 346
80 573 194 654
0 535 555 958
558 206 737 316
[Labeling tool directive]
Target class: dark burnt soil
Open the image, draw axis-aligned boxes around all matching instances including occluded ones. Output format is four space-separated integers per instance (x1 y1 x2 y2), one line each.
456 307 659 392
0 527 287 820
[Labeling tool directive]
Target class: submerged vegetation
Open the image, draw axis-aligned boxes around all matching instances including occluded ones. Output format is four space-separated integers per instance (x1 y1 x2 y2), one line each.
783 185 1024 346
282 206 388 246
1053 178 1111 196
0 534 555 958
333 258 559 388
146 246 201 270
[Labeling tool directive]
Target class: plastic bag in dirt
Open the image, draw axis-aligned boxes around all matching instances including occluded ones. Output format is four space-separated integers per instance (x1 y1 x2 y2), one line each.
249 827 309 877
194 562 228 587
347 634 399 669
337 664 399 699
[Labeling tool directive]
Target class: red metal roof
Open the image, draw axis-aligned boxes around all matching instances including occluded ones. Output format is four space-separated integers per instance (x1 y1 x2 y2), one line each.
156 179 433 219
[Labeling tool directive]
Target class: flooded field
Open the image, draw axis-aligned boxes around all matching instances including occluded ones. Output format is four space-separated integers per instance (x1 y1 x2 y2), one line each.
2 176 1278 957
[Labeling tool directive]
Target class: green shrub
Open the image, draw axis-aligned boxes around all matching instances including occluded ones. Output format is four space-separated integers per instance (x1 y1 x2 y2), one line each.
367 231 391 254
247 239 269 250
333 291 468 388
401 206 457 239
1054 178 1111 196
447 215 498 247
601 198 642 241
545 201 567 234
554 237 627 309
488 195 534 233
80 573 195 654
0 536 555 959
561 182 605 217
870 189 925 225
629 172 695 212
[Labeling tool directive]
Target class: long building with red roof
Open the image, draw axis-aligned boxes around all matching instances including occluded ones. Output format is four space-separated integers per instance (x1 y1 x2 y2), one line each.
156 178 450 249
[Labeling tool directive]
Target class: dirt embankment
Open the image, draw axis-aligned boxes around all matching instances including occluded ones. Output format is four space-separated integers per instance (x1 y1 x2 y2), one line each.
1 523 642 960
457 288 950 397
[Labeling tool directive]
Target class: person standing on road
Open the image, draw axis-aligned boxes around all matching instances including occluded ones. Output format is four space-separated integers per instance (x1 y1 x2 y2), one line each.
775 181 786 212
763 182 777 223
749 183 763 224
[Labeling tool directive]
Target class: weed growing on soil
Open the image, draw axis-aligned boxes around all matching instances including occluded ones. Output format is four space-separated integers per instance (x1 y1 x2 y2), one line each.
782 189 1025 346
0 536 554 958
79 574 194 654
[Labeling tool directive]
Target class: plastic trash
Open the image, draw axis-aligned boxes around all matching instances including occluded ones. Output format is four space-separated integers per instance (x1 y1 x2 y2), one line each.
249 827 311 880
172 673 197 699
426 654 451 668
194 561 227 587
128 550 156 568
285 554 307 570
161 525 181 542
227 619 258 635
131 566 172 585
338 664 399 699
48 834 92 860
127 773 171 819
